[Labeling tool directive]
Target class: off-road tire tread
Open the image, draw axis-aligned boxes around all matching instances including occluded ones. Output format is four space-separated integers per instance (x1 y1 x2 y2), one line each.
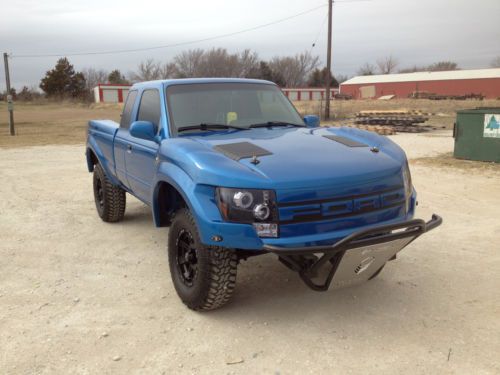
198 245 238 311
93 164 126 222
169 208 237 311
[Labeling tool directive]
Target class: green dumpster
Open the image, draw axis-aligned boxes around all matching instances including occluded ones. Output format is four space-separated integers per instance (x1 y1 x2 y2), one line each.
454 108 500 163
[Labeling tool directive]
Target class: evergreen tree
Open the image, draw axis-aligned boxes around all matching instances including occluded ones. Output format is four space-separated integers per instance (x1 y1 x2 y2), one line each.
39 58 87 98
307 68 339 88
255 61 285 87
108 69 129 84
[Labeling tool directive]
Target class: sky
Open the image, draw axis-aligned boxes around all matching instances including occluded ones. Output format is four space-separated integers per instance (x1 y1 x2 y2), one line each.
1 0 499 90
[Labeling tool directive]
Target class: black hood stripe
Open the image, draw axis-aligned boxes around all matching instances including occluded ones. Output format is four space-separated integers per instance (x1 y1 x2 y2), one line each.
214 142 272 161
323 135 368 147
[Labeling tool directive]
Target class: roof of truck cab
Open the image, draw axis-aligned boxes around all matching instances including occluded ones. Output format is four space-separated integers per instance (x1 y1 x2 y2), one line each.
131 78 276 89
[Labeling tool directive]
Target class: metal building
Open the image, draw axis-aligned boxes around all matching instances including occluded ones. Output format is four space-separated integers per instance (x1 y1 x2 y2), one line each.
93 84 130 103
340 68 500 99
92 84 340 103
282 87 339 101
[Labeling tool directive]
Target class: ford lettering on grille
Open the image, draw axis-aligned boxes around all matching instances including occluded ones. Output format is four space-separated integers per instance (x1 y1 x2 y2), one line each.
278 188 406 224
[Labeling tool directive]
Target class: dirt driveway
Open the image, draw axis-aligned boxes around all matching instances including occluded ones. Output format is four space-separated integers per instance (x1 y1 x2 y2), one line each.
1 131 499 374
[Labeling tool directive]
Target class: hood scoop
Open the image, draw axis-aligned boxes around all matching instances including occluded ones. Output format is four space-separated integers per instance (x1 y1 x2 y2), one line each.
323 135 368 147
214 142 272 161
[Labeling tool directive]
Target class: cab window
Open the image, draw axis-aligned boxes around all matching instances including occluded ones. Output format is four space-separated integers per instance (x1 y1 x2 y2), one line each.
137 89 161 131
120 90 138 129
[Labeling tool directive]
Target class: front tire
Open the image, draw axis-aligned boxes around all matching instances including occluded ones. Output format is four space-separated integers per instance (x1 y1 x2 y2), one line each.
93 163 126 222
168 208 237 311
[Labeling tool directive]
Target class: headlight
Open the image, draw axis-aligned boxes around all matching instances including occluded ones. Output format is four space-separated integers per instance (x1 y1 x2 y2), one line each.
216 188 279 237
402 162 413 211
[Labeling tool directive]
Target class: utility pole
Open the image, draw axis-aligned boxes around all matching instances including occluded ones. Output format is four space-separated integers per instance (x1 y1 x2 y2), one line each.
324 0 333 120
3 52 15 136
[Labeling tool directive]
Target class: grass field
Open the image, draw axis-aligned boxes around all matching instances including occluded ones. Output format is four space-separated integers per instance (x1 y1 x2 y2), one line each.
1 99 499 148
0 102 122 148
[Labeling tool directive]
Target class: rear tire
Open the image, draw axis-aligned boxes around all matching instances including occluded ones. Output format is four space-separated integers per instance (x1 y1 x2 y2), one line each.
93 163 126 222
168 208 237 311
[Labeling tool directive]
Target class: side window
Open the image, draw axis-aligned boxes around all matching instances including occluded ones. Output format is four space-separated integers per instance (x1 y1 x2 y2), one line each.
137 89 161 131
120 90 138 129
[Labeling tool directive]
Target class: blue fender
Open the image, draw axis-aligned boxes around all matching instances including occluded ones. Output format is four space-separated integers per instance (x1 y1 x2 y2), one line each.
86 137 122 186
150 161 264 249
151 162 197 227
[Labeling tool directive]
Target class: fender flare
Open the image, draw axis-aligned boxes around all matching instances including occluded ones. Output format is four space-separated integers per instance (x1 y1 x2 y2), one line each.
151 162 199 228
86 138 121 186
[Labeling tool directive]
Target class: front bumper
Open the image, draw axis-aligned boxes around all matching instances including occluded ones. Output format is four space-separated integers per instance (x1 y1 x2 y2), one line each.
264 214 442 291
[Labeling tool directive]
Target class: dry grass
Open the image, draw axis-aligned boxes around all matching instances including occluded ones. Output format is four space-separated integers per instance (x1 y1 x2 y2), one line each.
0 102 122 148
411 152 500 173
1 99 499 148
294 98 500 129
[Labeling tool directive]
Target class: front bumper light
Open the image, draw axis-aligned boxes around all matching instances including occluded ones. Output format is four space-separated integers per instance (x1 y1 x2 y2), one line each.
216 187 279 237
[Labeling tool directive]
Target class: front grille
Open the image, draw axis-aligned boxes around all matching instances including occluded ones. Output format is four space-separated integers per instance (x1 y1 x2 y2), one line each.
278 187 406 224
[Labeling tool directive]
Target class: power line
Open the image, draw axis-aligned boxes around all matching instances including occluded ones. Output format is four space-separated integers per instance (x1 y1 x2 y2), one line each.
11 4 327 58
310 13 329 52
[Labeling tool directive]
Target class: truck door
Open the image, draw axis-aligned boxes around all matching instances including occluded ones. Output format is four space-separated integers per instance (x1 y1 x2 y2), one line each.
123 89 161 203
114 90 138 187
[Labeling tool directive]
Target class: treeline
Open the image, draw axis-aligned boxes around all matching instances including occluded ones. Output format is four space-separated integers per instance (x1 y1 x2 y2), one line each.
128 48 345 88
0 58 131 102
4 48 347 101
356 56 464 76
4 51 500 101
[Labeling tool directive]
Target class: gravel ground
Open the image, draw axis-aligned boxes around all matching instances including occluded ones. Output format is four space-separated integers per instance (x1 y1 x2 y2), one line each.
1 131 499 374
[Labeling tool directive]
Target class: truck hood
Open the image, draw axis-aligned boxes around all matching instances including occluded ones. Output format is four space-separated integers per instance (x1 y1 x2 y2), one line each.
165 126 408 192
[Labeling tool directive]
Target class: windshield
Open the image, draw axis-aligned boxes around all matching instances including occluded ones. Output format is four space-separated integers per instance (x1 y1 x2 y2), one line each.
166 83 304 134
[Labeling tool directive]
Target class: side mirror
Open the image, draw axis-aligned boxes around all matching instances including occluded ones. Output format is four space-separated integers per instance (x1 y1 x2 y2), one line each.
129 121 157 142
303 115 320 128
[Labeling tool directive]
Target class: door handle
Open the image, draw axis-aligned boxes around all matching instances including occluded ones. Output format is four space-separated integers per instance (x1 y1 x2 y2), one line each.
127 144 132 153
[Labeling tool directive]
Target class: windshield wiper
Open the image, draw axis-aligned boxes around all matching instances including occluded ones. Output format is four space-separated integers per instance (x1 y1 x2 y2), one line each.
177 123 248 133
249 121 305 129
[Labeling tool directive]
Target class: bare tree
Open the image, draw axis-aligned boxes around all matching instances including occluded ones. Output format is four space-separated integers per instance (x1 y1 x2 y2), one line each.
198 48 240 77
238 49 260 78
172 49 205 77
127 49 317 85
376 55 398 74
490 56 500 68
159 62 178 79
398 65 423 73
296 51 320 83
357 62 376 76
82 67 109 92
129 59 163 82
167 48 260 79
427 61 459 71
269 51 320 87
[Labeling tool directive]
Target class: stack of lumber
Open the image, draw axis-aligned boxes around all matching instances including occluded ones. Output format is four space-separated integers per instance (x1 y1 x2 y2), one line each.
409 91 484 100
353 110 430 133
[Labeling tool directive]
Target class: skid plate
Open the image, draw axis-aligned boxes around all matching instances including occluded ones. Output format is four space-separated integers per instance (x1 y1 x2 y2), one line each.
267 214 442 291
330 237 413 288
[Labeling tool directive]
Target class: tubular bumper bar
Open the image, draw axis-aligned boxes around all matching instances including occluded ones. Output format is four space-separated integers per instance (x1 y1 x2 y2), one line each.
263 214 442 291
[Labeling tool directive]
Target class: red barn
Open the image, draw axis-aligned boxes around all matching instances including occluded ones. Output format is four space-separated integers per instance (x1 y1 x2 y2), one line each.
340 68 500 99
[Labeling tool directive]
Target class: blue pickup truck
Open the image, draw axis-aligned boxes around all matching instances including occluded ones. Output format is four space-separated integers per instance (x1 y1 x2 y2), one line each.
86 78 441 311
